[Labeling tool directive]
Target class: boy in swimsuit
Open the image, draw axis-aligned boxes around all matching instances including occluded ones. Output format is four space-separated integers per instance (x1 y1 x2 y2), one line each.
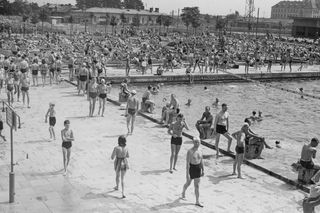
97 79 110 117
6 73 14 105
61 120 74 176
182 137 204 207
45 103 56 141
125 90 139 135
20 73 30 108
168 114 189 173
232 129 245 178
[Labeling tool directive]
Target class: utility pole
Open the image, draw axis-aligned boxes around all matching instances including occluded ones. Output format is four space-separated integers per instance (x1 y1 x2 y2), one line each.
256 8 259 39
176 9 180 29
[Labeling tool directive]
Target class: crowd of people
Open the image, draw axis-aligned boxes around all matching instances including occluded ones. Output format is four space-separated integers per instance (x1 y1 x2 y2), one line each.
0 28 319 210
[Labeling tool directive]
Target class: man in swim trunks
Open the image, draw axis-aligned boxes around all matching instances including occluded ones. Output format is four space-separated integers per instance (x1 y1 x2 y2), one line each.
125 90 139 135
196 106 213 139
97 79 110 117
242 118 272 149
45 103 56 141
300 138 320 181
213 103 233 158
61 120 74 176
78 63 88 96
232 129 246 178
182 137 204 208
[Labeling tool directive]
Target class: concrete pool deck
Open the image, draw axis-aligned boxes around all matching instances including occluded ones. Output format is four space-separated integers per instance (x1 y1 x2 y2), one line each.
0 80 315 213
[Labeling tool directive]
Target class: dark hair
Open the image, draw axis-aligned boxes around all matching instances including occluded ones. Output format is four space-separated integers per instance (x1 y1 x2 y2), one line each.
244 118 250 124
118 135 127 147
148 85 152 90
176 113 183 118
252 111 256 115
222 103 227 107
64 120 70 125
311 138 319 145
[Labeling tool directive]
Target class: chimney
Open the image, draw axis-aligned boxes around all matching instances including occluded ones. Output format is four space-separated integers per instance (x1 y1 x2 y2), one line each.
149 7 153 12
155 8 159 13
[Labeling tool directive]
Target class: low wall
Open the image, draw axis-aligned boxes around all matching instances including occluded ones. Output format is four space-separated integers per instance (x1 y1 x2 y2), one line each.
107 72 320 85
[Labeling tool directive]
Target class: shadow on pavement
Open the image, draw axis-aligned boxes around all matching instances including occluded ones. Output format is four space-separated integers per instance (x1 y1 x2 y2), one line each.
140 169 169 175
207 174 237 185
24 169 64 177
103 134 124 138
82 191 122 200
151 198 195 211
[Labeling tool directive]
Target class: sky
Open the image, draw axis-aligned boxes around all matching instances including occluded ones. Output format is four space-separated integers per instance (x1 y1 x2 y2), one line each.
31 0 282 18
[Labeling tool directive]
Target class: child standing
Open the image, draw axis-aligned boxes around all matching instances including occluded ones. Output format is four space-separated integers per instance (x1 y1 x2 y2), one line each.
232 129 245 179
45 103 56 141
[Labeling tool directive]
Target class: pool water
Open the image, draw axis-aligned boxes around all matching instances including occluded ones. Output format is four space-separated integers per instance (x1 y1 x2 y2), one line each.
111 80 320 179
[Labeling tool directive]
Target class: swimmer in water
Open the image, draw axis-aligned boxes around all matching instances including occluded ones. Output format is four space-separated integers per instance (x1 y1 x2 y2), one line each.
185 99 192 106
212 98 219 107
204 86 209 91
256 111 263 121
299 87 304 98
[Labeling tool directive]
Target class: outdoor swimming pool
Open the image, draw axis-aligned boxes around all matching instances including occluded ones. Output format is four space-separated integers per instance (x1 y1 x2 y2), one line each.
111 79 320 179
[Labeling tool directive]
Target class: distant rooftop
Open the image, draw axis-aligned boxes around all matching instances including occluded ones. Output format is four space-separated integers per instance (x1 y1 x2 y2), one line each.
272 0 320 9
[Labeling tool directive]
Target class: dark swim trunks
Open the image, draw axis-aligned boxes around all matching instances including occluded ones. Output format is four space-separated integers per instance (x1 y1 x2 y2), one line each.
300 160 314 169
235 145 245 154
56 68 61 72
49 117 56 126
62 141 72 149
68 64 73 69
89 92 98 99
0 120 3 131
32 70 38 75
20 68 27 73
79 75 87 82
171 136 182 146
128 108 136 116
189 163 201 179
99 93 107 99
21 87 29 92
7 85 13 92
216 124 228 134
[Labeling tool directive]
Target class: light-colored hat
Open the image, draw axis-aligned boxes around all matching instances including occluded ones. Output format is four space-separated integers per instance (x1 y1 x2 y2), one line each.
131 90 137 95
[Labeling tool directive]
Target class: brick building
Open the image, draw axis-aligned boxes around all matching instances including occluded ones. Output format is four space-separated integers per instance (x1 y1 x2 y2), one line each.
271 0 320 19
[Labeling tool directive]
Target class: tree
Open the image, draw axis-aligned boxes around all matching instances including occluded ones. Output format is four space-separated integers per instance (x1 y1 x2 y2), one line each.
0 0 12 15
69 15 74 35
131 14 140 28
31 14 39 25
204 14 210 27
120 13 127 28
39 8 49 32
123 0 144 10
156 15 164 31
163 16 173 32
181 7 200 33
76 0 122 10
110 15 117 34
104 13 110 34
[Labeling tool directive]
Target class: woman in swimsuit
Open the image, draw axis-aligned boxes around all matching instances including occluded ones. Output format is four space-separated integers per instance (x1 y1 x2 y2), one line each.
111 135 129 198
61 120 74 176
168 113 189 173
45 103 56 141
13 68 20 102
88 77 98 117
6 73 14 105
97 79 110 117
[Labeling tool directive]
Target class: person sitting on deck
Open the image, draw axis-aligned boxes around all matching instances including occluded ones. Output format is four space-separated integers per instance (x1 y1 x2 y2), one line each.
242 118 272 149
141 85 157 113
160 94 180 125
120 79 131 100
195 106 213 139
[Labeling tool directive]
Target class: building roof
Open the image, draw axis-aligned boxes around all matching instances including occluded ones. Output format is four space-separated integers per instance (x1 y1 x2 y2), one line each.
272 0 320 9
73 7 166 16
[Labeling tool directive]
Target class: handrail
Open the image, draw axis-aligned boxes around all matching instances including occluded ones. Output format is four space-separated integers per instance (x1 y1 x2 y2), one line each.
1 101 21 129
